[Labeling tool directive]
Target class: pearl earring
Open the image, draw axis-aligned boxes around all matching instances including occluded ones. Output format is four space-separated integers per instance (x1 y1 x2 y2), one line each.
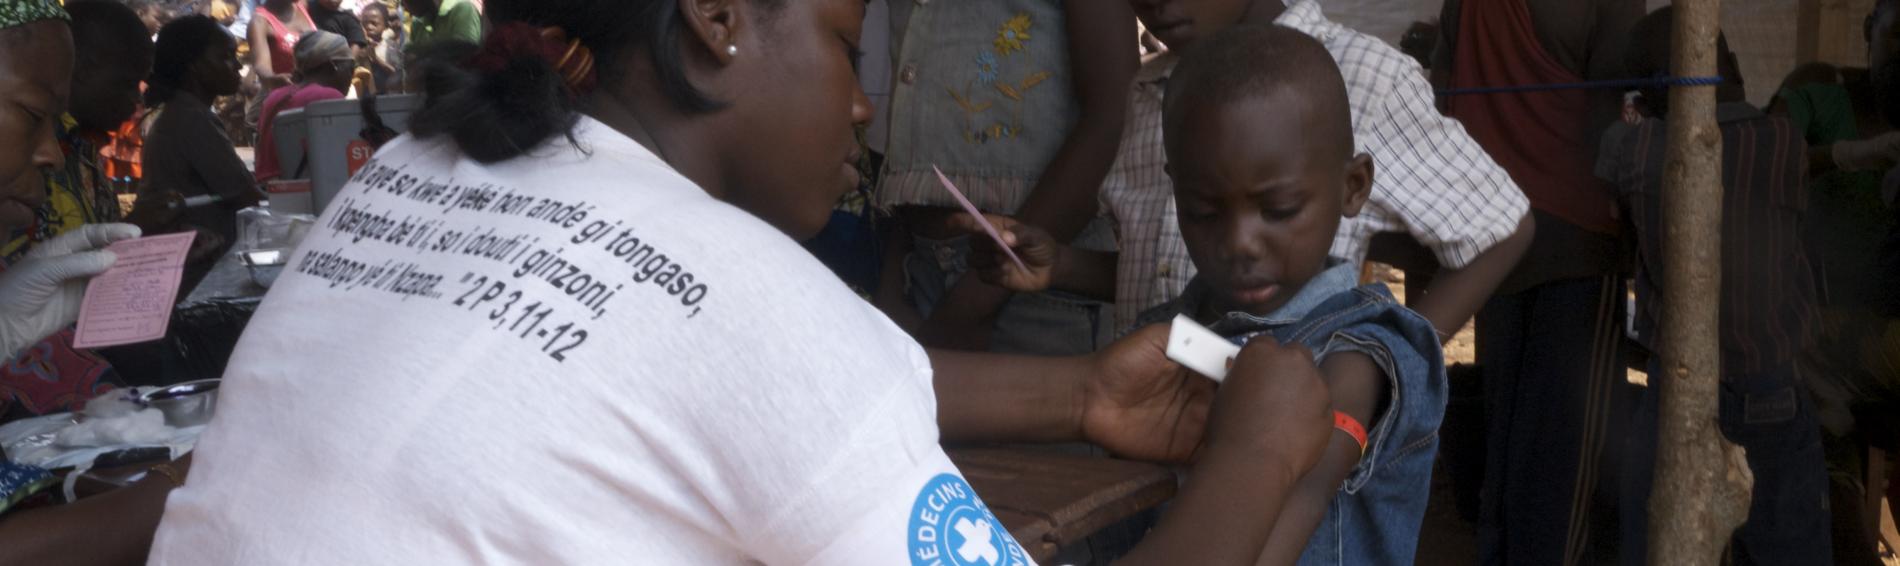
727 44 739 56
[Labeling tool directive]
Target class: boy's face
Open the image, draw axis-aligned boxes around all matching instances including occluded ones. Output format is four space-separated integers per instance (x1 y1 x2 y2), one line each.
1131 0 1253 52
139 9 163 35
362 11 386 39
1169 94 1371 317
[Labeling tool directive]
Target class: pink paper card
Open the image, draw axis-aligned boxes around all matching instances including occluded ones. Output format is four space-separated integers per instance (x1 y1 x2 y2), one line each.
72 232 198 349
932 165 1030 273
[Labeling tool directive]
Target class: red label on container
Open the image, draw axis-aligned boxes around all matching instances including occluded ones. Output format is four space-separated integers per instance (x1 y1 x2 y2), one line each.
347 139 373 176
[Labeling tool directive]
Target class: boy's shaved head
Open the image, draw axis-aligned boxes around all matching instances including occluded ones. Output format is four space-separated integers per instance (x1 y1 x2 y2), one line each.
1163 24 1354 164
1160 24 1373 318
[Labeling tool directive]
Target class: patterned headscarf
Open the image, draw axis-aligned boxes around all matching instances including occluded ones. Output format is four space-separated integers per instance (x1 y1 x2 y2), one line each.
0 0 65 31
294 30 353 73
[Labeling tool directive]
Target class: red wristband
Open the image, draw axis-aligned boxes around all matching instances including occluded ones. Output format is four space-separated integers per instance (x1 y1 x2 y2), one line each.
1333 410 1368 457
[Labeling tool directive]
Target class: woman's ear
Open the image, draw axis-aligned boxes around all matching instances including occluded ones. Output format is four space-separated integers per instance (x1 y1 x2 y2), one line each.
678 0 747 65
1341 153 1374 218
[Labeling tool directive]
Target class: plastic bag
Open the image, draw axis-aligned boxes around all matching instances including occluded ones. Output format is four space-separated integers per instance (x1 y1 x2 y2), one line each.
233 205 316 256
0 386 207 471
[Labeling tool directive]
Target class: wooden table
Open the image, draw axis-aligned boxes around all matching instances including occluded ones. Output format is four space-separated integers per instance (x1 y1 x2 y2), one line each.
947 447 1177 562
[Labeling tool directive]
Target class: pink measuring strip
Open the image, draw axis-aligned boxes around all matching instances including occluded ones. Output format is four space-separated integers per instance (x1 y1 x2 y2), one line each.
932 165 1030 273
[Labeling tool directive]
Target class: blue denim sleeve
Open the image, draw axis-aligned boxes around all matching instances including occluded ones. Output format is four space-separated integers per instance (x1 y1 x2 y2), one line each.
1314 316 1448 494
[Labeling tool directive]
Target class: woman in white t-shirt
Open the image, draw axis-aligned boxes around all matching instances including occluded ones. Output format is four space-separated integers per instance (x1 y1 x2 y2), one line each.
145 0 1338 564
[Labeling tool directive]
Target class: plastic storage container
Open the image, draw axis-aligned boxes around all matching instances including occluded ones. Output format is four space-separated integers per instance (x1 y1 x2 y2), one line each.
269 94 420 213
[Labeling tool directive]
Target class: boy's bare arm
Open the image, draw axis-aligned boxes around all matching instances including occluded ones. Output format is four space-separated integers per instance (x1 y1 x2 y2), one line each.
1413 213 1536 341
914 3 1137 348
1253 351 1389 565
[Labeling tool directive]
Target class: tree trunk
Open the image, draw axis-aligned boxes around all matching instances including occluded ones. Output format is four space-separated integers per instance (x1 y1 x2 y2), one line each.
1648 1 1756 564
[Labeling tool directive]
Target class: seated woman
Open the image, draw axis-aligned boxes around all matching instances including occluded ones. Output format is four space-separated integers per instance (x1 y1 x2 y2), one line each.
0 3 189 565
137 15 263 291
143 0 1338 564
254 31 351 184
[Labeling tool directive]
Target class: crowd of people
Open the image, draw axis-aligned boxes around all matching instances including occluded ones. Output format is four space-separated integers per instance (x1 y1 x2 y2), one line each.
0 0 1895 564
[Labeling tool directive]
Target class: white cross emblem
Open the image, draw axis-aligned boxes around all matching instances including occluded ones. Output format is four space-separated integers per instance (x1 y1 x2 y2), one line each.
954 517 999 565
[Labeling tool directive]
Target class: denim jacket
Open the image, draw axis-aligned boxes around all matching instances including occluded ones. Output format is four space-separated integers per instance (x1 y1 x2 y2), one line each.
1136 261 1447 565
876 0 1077 214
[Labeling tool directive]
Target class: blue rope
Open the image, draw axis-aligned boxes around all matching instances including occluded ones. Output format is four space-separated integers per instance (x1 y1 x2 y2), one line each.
1437 75 1726 96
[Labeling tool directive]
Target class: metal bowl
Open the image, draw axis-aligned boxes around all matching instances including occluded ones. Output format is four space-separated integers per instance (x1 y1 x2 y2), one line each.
239 249 287 288
247 263 283 288
139 379 221 428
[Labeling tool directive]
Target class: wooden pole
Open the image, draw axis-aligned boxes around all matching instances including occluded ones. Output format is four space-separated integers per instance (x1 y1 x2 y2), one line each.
1648 1 1755 564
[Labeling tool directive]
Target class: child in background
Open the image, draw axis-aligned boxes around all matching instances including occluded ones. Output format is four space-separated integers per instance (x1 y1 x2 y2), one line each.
358 1 402 92
130 0 165 37
1134 25 1446 565
872 1 1136 355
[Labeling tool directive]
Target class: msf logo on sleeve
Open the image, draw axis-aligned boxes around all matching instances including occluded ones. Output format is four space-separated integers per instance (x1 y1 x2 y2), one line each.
908 474 1031 566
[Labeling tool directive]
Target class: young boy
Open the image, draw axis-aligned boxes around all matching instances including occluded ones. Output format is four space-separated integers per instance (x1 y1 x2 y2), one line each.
358 2 401 93
1132 25 1447 565
960 0 1531 345
1608 9 1829 565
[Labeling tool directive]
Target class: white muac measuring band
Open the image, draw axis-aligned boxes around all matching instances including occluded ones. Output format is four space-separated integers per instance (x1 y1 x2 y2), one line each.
1166 314 1241 383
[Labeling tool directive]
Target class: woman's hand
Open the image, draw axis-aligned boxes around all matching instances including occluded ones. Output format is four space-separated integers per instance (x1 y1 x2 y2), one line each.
1206 338 1334 480
1082 324 1217 463
0 224 141 356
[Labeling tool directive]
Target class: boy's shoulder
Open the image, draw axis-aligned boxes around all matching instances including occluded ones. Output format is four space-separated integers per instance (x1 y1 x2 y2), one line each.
1270 282 1441 365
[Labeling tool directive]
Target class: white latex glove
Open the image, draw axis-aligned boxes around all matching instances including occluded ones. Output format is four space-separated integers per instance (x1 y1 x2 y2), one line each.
1830 131 1900 172
0 223 141 357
